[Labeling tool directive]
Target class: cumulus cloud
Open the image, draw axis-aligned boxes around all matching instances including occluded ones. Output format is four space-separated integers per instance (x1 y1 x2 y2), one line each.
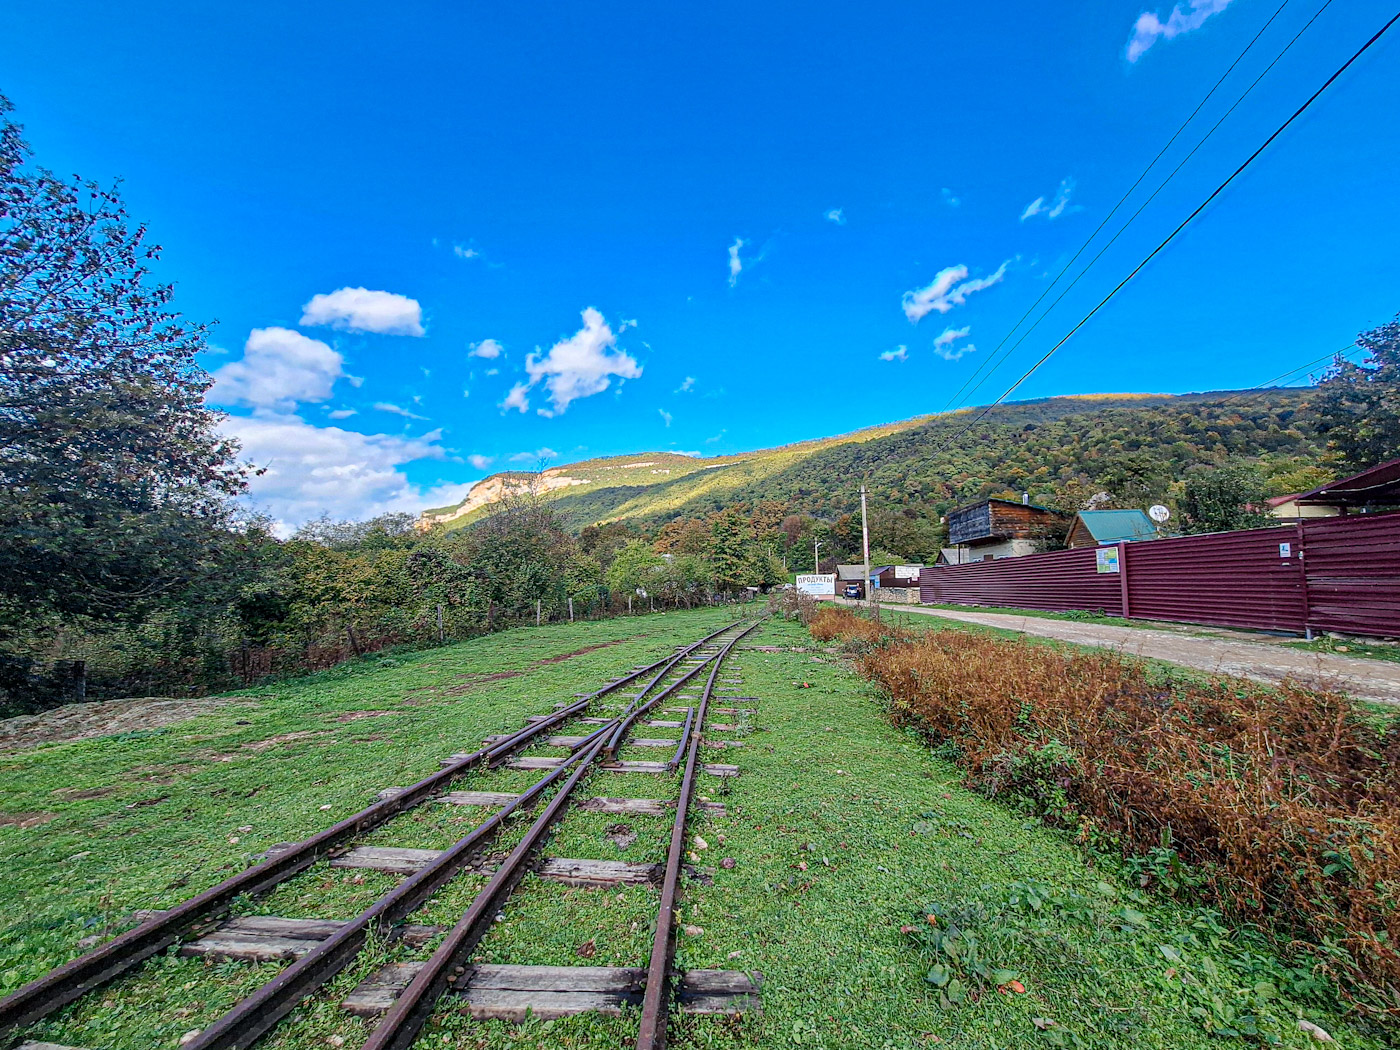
879 346 909 362
676 376 695 393
825 208 845 225
659 408 673 426
373 401 428 421
521 308 642 416
221 413 448 530
1021 178 1077 221
300 287 425 336
1127 0 1234 62
727 238 746 287
468 454 494 470
454 245 480 259
933 326 977 361
941 187 961 208
327 408 357 419
210 327 343 409
500 382 530 414
469 338 503 359
901 262 1008 323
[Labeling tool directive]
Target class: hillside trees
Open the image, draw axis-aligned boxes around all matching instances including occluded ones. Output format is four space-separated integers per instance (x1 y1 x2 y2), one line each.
1314 317 1400 470
0 94 249 635
1179 464 1272 534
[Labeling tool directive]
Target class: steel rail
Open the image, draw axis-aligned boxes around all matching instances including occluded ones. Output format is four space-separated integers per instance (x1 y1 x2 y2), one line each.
179 623 748 1049
636 618 764 1049
667 707 695 773
362 621 757 1050
0 620 737 1041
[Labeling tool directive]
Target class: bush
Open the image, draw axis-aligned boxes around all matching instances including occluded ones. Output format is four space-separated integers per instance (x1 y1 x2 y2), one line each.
848 628 1400 1013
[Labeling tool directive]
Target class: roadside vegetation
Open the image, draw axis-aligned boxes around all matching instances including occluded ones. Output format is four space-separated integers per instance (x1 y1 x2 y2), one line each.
809 605 1400 1036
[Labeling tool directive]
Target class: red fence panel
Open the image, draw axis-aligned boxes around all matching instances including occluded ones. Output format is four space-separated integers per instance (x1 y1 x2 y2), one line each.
1122 528 1305 633
1302 511 1400 637
919 547 1124 614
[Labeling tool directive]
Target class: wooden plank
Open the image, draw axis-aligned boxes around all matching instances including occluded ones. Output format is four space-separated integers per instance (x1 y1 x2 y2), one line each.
599 760 668 774
702 764 740 777
330 845 444 874
580 797 670 816
708 723 739 732
182 916 439 962
441 790 520 807
646 720 685 728
544 736 589 746
507 756 565 770
712 707 755 715
342 964 758 1020
578 717 610 724
703 740 745 749
18 1042 88 1050
625 738 677 748
536 858 660 887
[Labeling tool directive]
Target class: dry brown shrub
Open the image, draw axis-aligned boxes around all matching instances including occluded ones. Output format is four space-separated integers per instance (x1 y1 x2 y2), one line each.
809 606 886 644
854 628 1400 1007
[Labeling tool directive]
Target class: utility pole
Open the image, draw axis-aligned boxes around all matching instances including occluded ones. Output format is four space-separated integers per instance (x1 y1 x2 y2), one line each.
860 483 873 615
813 539 823 573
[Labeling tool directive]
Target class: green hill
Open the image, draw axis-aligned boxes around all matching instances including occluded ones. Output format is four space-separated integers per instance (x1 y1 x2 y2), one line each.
420 388 1327 532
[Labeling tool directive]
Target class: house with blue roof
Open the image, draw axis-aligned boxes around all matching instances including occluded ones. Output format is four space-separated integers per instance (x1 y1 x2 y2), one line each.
1066 509 1158 548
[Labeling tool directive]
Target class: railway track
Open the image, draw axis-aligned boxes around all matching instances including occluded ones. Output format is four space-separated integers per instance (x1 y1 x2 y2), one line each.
3 618 764 1050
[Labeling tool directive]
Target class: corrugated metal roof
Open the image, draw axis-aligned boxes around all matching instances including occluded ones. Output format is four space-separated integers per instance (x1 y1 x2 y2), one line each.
835 565 867 580
1074 509 1157 544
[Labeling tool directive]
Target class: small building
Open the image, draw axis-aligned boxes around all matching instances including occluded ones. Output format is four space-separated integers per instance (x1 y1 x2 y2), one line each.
936 547 976 565
945 498 1067 562
1292 457 1400 515
874 564 923 588
1066 509 1158 549
1265 494 1342 522
835 564 870 599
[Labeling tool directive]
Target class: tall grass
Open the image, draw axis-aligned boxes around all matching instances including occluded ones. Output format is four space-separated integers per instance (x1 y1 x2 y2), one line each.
817 607 1400 1014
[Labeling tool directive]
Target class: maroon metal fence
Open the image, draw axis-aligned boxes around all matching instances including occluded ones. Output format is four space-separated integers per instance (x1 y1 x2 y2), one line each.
919 511 1400 637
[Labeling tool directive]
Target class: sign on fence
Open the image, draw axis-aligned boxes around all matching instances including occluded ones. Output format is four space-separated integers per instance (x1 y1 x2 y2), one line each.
796 573 836 596
1096 547 1121 574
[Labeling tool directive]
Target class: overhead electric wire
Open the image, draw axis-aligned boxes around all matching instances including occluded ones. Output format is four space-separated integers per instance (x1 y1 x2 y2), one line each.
930 7 1400 456
1213 344 1361 406
939 0 1297 415
947 0 1337 416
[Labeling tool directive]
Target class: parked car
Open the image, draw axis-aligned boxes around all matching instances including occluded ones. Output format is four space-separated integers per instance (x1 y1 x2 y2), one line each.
843 583 862 598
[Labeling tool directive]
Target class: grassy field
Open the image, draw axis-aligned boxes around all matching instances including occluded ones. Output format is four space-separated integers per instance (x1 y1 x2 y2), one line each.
1 610 1382 1048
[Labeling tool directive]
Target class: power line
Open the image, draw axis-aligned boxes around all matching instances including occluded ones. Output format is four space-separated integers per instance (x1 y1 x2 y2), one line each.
1213 344 1359 406
931 8 1400 456
939 0 1298 415
948 0 1336 416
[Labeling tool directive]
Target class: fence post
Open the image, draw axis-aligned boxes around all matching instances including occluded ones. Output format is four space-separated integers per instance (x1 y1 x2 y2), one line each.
569 597 574 622
436 604 444 645
345 624 362 657
1295 521 1313 640
628 595 633 614
1118 541 1131 619
536 599 542 626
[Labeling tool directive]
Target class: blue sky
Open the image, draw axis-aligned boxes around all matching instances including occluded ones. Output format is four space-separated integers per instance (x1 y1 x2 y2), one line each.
5 1 1398 528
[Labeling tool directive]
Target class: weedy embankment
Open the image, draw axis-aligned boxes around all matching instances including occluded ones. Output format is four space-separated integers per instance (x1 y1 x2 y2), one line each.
811 605 1400 1019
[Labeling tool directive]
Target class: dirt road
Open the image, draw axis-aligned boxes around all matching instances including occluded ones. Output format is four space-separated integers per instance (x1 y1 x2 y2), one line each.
885 605 1400 705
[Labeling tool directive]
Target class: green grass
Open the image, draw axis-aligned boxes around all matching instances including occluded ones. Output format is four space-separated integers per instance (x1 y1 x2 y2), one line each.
1 611 1384 1048
1283 636 1400 665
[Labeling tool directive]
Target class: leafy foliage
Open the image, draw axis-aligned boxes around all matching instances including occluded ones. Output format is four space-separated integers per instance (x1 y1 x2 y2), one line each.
1179 465 1272 534
1314 317 1400 471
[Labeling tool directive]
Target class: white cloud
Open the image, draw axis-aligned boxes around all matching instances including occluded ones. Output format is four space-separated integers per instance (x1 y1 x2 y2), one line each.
1021 178 1077 221
521 308 642 415
469 338 503 359
328 408 357 419
676 376 695 393
485 368 499 376
934 325 971 348
468 454 494 470
300 287 425 336
659 408 673 426
674 450 701 457
879 346 909 362
727 238 746 287
454 245 480 259
941 187 961 208
373 401 428 421
510 447 558 464
501 382 530 414
933 326 977 361
1127 0 1234 62
901 262 1008 323
825 208 845 225
209 327 343 409
222 412 448 529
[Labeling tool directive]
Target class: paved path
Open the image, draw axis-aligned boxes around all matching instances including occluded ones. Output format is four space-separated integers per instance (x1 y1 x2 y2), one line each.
883 605 1400 705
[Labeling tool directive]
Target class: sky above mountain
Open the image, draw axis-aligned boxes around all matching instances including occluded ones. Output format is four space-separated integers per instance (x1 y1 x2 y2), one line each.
5 1 1397 530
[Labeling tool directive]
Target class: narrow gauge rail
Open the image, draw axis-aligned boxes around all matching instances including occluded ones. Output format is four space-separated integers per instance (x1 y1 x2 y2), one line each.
0 619 746 1048
361 618 761 1050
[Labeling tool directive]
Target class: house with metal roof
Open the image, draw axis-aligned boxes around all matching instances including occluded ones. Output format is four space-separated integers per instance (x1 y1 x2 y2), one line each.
1066 509 1158 548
